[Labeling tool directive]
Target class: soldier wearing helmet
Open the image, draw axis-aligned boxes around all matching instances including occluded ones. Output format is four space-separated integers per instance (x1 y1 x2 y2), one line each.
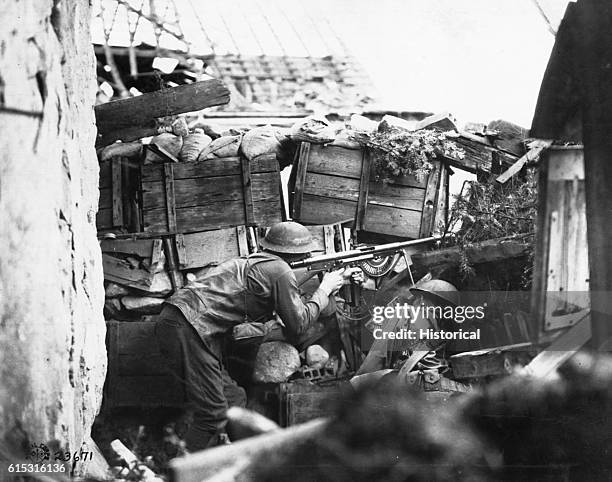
355 278 458 377
155 221 356 450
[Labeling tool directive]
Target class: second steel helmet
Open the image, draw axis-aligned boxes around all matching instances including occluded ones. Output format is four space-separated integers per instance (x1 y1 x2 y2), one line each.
260 221 314 254
409 279 459 306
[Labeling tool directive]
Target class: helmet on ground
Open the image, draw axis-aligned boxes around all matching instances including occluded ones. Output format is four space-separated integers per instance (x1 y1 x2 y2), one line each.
260 221 314 254
409 279 459 306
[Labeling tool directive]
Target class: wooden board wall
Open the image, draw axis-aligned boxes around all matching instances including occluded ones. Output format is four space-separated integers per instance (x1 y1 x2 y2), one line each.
141 154 284 234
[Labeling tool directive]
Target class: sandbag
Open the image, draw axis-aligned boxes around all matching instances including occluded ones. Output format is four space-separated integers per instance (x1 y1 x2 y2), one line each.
240 126 282 161
180 132 212 162
198 135 242 160
99 140 143 162
328 129 362 150
289 116 336 144
144 133 183 164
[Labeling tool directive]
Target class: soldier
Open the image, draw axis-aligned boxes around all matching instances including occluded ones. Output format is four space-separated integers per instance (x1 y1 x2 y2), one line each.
155 221 359 450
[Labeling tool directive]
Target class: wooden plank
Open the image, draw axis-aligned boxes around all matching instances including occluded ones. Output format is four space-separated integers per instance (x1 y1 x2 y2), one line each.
411 236 532 273
304 226 328 254
292 142 311 219
99 187 112 210
100 238 155 258
102 254 154 289
240 155 255 226
143 199 281 234
142 176 245 210
443 135 517 174
323 225 335 254
355 149 371 230
141 155 277 183
163 163 177 233
285 392 342 426
236 226 249 256
95 79 230 145
419 161 441 237
525 313 591 379
175 234 187 268
143 173 281 233
307 144 427 188
363 204 424 238
433 164 449 233
302 174 425 212
111 158 123 227
299 194 424 238
495 140 553 184
177 228 246 269
450 343 537 380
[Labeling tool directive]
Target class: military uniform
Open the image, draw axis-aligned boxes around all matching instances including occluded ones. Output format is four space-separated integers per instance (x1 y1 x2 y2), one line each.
155 251 331 450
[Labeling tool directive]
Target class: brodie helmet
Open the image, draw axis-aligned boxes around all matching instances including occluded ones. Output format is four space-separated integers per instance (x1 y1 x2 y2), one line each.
409 279 459 306
260 221 314 254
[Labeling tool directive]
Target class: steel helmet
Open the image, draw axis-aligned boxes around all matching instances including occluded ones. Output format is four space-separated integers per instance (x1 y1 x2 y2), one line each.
409 279 459 306
260 221 314 254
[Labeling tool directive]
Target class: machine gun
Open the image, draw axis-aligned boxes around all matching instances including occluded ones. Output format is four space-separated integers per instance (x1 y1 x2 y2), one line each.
289 236 440 305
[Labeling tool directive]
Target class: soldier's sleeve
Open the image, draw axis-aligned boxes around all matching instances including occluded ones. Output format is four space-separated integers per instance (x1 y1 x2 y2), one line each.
272 269 330 341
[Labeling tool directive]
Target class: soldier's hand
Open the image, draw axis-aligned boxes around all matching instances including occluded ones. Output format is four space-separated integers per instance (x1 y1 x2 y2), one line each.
343 267 365 285
319 269 346 296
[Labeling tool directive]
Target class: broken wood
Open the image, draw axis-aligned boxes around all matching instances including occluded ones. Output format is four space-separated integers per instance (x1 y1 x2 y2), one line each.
495 140 553 184
95 79 230 147
411 235 532 274
524 313 591 379
102 254 156 290
443 132 518 174
450 343 538 380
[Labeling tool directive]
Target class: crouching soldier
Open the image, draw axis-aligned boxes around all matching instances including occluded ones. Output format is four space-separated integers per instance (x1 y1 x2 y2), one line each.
155 221 359 450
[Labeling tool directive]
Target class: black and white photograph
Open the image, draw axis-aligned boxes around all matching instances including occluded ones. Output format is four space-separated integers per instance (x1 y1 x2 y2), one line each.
1 0 612 480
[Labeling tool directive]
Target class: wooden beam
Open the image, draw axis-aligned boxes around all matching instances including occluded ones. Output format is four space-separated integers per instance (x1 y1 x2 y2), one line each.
576 0 612 349
411 235 532 274
495 140 553 184
441 132 518 174
95 79 230 146
524 313 591 379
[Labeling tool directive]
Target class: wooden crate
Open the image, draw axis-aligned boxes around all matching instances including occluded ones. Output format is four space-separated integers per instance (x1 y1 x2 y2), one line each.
140 153 285 234
279 380 346 427
97 158 126 232
290 143 447 239
104 321 183 408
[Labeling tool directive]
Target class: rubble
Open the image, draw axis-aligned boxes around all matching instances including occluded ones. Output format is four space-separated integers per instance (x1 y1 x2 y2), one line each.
305 345 329 369
252 342 301 383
